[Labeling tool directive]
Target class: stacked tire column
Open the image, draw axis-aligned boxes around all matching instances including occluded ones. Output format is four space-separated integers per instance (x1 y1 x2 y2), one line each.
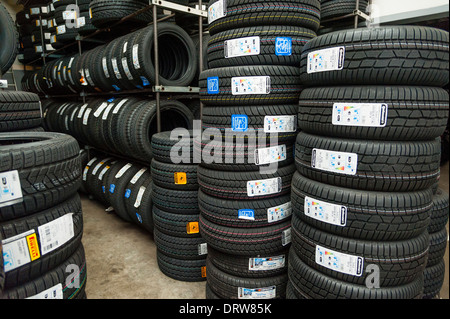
151 131 208 282
197 0 320 299
287 26 449 299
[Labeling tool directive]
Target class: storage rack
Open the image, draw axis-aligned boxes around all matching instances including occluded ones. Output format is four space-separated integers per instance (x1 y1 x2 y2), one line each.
320 0 372 29
17 0 208 133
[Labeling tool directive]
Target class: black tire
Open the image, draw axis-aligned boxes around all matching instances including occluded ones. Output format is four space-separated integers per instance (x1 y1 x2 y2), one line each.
207 25 316 68
300 26 450 87
321 0 369 20
288 248 424 299
428 188 449 233
295 132 441 192
0 195 83 289
199 65 302 106
291 215 429 287
198 163 296 200
422 258 445 299
90 0 153 28
206 256 288 299
0 132 81 222
207 0 321 35
156 250 206 282
291 171 433 241
151 159 198 191
0 2 19 75
427 227 448 267
0 91 42 132
153 206 201 238
152 184 199 215
125 175 154 232
153 227 207 260
151 129 195 164
298 86 450 141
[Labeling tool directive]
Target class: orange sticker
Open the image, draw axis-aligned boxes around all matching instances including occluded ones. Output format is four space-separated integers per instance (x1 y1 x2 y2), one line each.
26 233 40 261
186 222 199 234
201 266 207 278
174 172 187 185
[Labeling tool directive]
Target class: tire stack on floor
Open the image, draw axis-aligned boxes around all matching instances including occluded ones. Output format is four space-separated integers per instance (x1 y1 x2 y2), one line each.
287 25 449 299
197 0 320 299
151 130 208 282
0 91 43 132
0 132 86 299
423 187 449 298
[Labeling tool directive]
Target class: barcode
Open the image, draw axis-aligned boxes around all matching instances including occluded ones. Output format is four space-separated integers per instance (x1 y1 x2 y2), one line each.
45 240 58 252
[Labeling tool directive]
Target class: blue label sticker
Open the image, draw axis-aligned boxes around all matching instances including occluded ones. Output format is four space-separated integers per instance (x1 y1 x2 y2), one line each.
207 76 219 94
231 114 249 132
107 97 116 103
238 209 255 220
141 76 150 87
109 184 115 194
102 186 105 193
112 85 121 91
136 212 143 223
125 189 131 198
275 37 292 56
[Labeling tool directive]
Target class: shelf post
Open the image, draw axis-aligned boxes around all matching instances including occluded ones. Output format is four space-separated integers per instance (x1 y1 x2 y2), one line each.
198 0 204 123
354 0 360 28
153 3 161 133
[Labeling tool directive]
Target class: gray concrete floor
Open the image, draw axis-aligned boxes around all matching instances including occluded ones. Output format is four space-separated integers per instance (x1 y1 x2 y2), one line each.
81 163 450 299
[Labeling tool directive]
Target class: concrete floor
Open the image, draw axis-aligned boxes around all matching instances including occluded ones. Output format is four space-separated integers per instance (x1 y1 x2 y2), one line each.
81 163 450 299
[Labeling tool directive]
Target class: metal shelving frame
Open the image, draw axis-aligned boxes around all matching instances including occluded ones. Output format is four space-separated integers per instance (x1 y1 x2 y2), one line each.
320 0 372 29
20 0 207 133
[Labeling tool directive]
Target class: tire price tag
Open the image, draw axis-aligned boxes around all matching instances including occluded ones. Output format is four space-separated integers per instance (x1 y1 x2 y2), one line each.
247 177 282 197
307 46 345 73
315 245 364 276
304 196 347 226
238 286 276 299
224 36 260 58
332 103 388 127
208 0 226 24
0 170 23 208
311 148 358 176
232 76 270 95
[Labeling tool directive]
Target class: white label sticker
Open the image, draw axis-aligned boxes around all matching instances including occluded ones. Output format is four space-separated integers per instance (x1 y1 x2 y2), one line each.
112 99 128 114
315 245 364 276
93 102 108 117
282 228 291 246
130 168 147 184
267 201 292 223
225 36 260 58
82 108 91 125
249 255 285 271
77 104 88 118
121 57 134 80
115 163 132 179
62 10 77 20
247 177 281 197
98 165 111 181
134 186 146 208
255 144 287 165
232 76 270 95
264 115 296 133
238 286 276 299
1 229 35 272
102 57 110 78
76 16 85 28
111 58 122 79
332 103 388 127
305 196 347 226
208 0 226 24
307 46 345 74
132 44 140 69
198 243 208 255
311 148 358 176
56 25 66 35
26 283 63 299
38 213 75 255
102 103 115 120
0 170 23 208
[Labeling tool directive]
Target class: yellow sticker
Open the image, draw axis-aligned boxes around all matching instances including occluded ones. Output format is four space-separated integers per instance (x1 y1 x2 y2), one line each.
26 233 41 261
174 172 187 185
186 222 199 234
201 266 207 278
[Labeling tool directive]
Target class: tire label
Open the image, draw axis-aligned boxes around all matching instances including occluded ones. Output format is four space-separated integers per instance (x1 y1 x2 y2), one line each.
238 286 276 299
174 172 187 185
26 283 63 299
112 98 128 114
56 25 66 35
98 165 111 180
282 227 291 246
121 57 134 80
38 213 75 255
0 170 23 208
275 37 292 56
224 36 260 58
132 44 141 69
115 163 133 179
231 114 248 132
208 0 226 24
111 58 122 79
264 115 296 133
249 255 285 271
232 76 270 95
307 46 345 74
134 186 146 208
102 57 110 78
102 103 115 120
130 168 147 184
332 103 388 127
2 230 38 272
77 103 88 118
198 243 208 255
311 148 358 176
255 144 287 166
92 158 111 176
207 76 219 94
304 196 347 226
315 245 364 276
93 102 109 117
247 177 282 197
238 209 255 220
267 201 292 223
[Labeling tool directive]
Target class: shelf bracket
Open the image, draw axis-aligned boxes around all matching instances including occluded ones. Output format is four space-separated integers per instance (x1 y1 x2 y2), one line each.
151 0 207 17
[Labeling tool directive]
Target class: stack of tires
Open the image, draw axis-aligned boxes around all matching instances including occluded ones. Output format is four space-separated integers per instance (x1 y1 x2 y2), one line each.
1 91 43 132
151 130 208 282
42 96 194 163
81 154 154 231
423 188 449 298
287 25 449 299
1 1 19 71
89 0 153 29
0 132 86 299
197 0 320 299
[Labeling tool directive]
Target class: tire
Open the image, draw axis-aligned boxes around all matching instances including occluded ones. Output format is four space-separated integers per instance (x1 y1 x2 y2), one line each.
321 0 369 20
291 171 433 241
428 188 449 233
207 25 316 68
427 227 448 267
199 65 302 106
0 195 83 289
295 132 441 192
422 258 445 299
157 250 206 282
0 2 19 75
288 248 424 299
0 91 43 132
299 26 450 87
206 256 288 299
90 0 153 28
151 129 194 164
153 206 201 238
197 163 296 200
151 159 198 191
125 175 154 232
207 0 321 35
298 86 450 141
0 132 81 222
291 215 429 287
152 184 199 215
153 228 207 260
